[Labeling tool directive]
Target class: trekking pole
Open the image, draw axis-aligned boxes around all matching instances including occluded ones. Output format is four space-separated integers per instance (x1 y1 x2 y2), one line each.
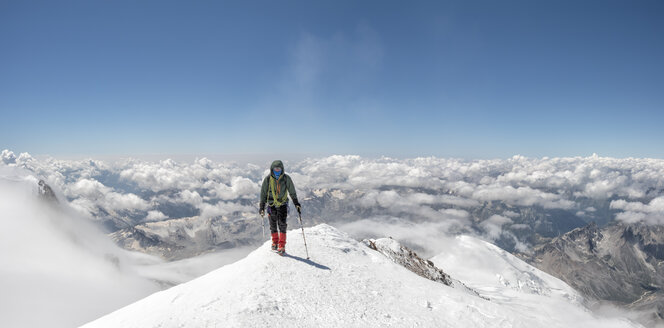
259 211 265 240
297 209 310 259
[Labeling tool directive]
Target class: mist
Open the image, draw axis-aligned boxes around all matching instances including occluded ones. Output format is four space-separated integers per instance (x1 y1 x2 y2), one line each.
0 170 158 327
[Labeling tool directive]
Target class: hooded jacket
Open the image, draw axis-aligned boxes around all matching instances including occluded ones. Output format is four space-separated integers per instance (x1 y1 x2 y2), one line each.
260 160 299 209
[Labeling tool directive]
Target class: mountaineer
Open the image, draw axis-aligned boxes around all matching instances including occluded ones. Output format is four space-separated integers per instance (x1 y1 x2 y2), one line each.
259 160 301 255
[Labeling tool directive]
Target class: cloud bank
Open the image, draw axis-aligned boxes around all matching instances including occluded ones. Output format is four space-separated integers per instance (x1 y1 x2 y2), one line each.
0 168 161 328
2 150 664 257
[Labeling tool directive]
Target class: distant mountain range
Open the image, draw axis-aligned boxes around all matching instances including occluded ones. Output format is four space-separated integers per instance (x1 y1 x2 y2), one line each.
520 222 664 327
108 187 590 259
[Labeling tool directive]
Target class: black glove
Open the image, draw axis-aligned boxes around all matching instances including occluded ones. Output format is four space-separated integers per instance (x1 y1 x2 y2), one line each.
259 208 265 217
294 202 301 214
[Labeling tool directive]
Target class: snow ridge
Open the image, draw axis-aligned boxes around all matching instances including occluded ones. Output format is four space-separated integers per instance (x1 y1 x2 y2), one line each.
364 237 453 286
364 237 487 300
82 224 642 328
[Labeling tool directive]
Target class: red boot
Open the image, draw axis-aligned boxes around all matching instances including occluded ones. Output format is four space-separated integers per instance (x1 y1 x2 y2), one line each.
277 232 287 255
271 232 279 251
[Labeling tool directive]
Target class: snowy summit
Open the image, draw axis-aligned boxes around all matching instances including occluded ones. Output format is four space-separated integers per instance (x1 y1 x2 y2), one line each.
82 224 640 328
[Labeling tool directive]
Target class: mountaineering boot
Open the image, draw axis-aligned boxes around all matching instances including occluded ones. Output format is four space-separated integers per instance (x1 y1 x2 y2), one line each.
277 232 287 255
271 232 279 251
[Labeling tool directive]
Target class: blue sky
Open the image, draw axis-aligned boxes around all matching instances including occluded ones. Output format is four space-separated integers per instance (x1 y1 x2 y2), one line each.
1 0 663 159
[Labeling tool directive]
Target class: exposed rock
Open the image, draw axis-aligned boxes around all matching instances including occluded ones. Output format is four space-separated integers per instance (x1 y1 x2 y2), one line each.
38 179 58 203
364 237 453 286
363 237 487 299
521 222 664 327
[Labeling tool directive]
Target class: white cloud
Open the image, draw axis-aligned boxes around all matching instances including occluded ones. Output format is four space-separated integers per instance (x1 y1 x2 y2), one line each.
503 211 520 218
610 197 664 225
106 192 150 212
209 176 259 200
0 172 160 327
579 176 627 199
472 185 574 210
199 201 254 220
282 26 383 103
338 217 470 258
510 224 530 230
69 178 108 198
1 149 17 164
65 178 150 215
4 149 664 234
178 190 203 207
480 215 513 241
145 210 167 222
440 208 470 218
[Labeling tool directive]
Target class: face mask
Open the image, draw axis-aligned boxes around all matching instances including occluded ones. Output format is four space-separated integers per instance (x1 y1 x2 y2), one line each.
273 170 281 178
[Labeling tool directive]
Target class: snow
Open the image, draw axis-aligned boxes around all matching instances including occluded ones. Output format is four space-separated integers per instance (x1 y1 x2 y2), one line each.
432 235 581 299
430 235 614 324
372 236 403 254
82 224 641 328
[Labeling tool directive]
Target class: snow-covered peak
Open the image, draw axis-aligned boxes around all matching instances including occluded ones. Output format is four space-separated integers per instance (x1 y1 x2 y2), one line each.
83 224 641 328
431 235 582 302
428 233 604 328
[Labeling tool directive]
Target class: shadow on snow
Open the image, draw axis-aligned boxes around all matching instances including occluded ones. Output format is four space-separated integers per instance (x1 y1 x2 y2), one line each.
284 253 331 270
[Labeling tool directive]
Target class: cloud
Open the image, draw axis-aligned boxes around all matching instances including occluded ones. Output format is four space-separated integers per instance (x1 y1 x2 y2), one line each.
471 185 575 209
0 170 160 328
178 190 203 206
1 149 17 164
264 25 385 121
208 176 260 200
0 168 262 327
503 211 520 218
3 149 664 248
480 215 513 241
510 223 530 230
337 217 469 258
440 208 470 218
288 25 383 92
64 178 150 217
610 197 664 225
579 175 628 199
405 193 480 208
145 210 167 222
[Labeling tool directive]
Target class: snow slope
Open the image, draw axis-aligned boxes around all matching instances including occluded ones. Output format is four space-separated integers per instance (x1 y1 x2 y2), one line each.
82 224 641 328
430 235 593 320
